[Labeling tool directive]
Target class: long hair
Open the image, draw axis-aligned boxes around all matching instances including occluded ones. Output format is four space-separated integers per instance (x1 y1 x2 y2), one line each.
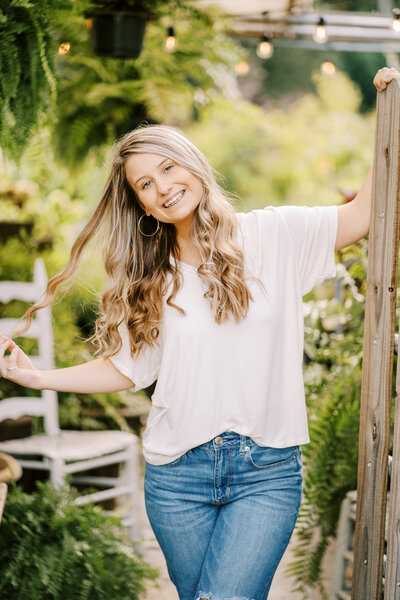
16 125 253 358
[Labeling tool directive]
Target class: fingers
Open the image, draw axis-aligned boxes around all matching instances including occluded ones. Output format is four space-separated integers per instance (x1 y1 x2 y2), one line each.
374 67 400 92
0 333 14 351
7 345 18 371
0 335 17 378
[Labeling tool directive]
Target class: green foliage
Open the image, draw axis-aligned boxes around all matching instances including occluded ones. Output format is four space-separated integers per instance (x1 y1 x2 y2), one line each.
1 0 241 166
0 168 144 432
287 242 367 598
251 0 383 113
338 51 385 113
316 0 377 12
255 45 384 113
50 5 242 168
0 481 158 599
0 0 69 159
186 69 374 211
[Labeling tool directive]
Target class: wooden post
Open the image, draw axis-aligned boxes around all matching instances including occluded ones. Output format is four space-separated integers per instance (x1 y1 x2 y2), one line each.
386 354 400 598
385 81 400 596
352 79 400 599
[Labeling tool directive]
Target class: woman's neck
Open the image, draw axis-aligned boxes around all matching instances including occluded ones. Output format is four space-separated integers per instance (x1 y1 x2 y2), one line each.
176 230 200 268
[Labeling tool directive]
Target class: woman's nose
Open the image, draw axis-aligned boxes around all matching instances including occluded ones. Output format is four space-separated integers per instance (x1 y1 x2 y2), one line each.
158 181 173 195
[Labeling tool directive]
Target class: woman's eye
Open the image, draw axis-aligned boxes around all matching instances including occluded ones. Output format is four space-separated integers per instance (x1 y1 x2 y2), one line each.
165 164 174 172
142 180 151 190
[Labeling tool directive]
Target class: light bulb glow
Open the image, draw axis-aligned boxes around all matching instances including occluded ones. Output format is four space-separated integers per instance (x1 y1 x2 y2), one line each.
313 17 327 43
393 14 400 33
164 36 177 52
235 61 249 75
164 27 177 53
58 42 71 55
321 61 335 76
257 38 273 59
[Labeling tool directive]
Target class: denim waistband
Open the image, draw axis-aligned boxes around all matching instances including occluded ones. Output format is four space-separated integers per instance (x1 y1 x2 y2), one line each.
200 431 249 452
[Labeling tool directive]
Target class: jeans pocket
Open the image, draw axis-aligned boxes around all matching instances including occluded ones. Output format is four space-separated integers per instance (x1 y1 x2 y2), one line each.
157 452 187 468
245 444 299 471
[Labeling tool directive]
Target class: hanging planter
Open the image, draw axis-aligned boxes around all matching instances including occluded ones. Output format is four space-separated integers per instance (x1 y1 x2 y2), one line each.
87 11 147 58
81 0 182 59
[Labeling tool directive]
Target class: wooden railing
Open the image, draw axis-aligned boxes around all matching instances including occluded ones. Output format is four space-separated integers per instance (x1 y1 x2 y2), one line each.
352 78 400 599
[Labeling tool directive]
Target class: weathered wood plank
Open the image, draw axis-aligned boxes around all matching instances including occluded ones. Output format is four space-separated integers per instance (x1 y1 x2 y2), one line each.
385 354 400 598
385 107 400 600
352 79 400 600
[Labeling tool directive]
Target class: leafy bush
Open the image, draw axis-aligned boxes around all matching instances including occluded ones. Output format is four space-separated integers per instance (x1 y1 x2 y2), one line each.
0 0 70 160
0 179 143 433
0 482 157 599
186 70 374 211
288 242 367 598
51 4 242 169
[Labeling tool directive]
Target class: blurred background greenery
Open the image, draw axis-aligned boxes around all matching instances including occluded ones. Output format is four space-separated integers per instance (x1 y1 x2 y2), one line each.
0 0 394 597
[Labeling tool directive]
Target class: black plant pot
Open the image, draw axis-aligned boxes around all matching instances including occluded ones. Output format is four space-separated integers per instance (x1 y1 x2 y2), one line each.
90 12 147 59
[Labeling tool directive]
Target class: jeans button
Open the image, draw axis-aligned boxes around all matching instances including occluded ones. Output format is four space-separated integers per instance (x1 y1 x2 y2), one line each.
214 436 223 445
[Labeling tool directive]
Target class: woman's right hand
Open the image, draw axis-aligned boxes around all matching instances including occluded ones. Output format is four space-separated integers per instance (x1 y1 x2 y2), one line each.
0 334 134 393
0 333 39 388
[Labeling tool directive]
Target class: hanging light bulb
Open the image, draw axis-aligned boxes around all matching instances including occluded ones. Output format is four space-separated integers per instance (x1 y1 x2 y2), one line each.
313 17 328 43
392 10 400 33
235 61 249 76
321 61 335 76
164 27 177 53
256 34 274 59
58 42 71 55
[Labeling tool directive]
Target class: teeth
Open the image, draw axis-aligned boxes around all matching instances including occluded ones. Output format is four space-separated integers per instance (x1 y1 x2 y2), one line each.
163 190 185 208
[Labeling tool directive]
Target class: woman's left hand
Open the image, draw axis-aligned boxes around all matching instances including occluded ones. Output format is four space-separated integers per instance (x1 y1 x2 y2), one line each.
373 67 400 92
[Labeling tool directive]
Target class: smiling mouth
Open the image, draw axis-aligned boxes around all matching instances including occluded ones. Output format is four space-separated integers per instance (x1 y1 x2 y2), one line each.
163 189 185 208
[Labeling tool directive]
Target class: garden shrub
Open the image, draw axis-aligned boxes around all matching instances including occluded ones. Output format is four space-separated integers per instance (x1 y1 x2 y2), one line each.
0 481 158 599
288 242 368 597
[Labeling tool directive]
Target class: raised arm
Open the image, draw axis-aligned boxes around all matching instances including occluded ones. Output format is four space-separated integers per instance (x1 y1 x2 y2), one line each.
335 67 400 251
335 167 372 251
0 334 134 393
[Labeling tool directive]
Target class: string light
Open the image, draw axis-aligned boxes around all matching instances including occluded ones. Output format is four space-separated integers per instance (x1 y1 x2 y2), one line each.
235 61 249 75
313 17 328 43
392 9 400 33
85 18 93 30
164 26 177 53
58 42 71 55
321 61 335 76
256 34 274 59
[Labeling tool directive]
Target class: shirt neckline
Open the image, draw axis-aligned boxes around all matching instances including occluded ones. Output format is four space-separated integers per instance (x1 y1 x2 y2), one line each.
176 260 199 272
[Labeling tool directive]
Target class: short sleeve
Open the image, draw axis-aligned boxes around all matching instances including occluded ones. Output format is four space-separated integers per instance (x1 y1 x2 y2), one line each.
109 321 161 391
276 205 338 295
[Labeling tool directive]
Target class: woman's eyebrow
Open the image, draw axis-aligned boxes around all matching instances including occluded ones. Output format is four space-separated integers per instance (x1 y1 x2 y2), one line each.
134 158 170 186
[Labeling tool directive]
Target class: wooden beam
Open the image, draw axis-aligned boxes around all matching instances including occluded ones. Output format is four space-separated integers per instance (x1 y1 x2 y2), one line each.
231 10 396 27
384 95 400 600
352 79 400 599
230 37 400 53
385 342 400 597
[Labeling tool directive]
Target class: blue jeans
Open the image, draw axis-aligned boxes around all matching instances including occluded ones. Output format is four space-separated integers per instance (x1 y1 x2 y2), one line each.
144 431 303 600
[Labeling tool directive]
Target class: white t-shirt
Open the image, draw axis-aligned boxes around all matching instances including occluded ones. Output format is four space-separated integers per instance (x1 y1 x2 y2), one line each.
110 205 338 465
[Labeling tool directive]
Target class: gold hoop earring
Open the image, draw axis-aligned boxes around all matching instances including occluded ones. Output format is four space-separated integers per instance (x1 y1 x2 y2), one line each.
138 214 160 237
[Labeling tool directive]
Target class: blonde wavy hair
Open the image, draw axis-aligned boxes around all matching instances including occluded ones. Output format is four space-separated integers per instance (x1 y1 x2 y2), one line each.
17 125 253 358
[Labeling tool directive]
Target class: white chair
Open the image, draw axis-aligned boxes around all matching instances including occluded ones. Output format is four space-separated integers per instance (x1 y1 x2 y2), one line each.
0 258 140 538
0 482 7 523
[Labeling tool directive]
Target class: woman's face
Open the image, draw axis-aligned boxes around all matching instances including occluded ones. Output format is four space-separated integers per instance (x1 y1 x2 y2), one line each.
125 153 204 228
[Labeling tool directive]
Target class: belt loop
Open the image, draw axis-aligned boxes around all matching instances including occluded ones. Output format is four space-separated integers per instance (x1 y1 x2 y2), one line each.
240 435 247 454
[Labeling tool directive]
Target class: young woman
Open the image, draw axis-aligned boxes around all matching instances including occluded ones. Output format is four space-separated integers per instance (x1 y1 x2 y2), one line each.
0 67 397 600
